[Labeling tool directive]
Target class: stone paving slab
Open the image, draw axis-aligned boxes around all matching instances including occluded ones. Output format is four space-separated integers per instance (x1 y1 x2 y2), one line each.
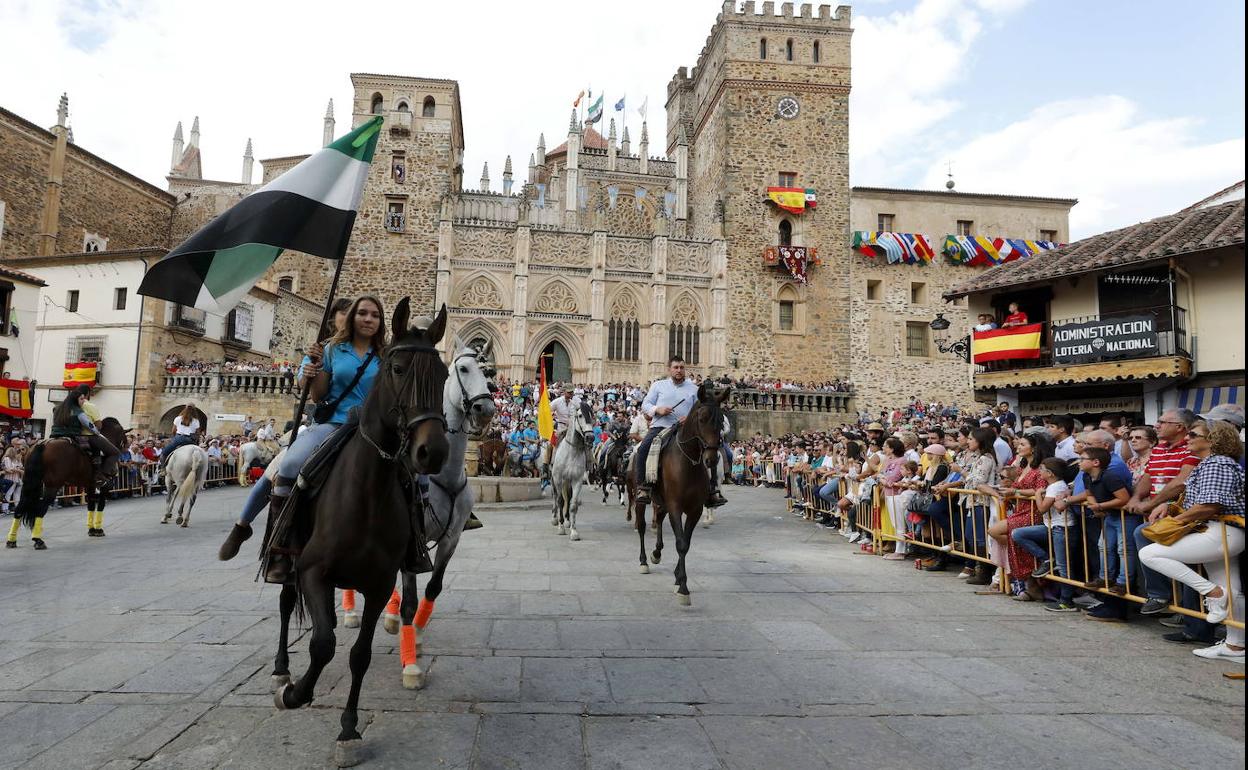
0 485 1242 768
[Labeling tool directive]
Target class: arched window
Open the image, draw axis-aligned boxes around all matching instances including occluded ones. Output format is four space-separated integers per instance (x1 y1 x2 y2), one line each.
370 93 383 115
608 292 641 362
422 96 436 117
759 38 767 59
668 295 700 365
786 38 794 61
776 284 800 332
813 40 820 63
778 219 793 247
396 100 410 112
277 276 294 293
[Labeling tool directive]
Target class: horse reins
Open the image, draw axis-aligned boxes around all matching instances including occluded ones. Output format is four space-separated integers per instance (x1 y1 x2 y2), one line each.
360 342 447 465
447 351 494 436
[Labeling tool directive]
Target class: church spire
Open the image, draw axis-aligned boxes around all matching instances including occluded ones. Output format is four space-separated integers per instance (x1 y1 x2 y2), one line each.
502 155 514 195
189 115 201 147
479 161 490 192
323 98 335 147
241 138 254 184
56 93 69 127
171 121 184 172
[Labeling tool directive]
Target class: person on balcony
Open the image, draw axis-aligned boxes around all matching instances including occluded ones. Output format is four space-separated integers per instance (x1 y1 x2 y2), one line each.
1001 302 1030 328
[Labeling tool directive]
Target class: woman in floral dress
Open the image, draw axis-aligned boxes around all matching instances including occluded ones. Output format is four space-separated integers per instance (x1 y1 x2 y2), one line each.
990 432 1053 599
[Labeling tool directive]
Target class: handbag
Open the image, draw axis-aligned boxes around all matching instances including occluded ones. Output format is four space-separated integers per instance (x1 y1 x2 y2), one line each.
312 348 375 424
1141 516 1206 546
908 491 934 514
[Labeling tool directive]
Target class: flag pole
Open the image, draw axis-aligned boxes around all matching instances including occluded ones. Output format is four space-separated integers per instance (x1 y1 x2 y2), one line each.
285 253 348 450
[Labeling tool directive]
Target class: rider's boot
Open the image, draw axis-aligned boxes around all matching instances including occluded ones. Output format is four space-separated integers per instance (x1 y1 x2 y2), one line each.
464 512 483 531
636 482 653 505
705 473 728 508
218 521 253 561
262 490 294 583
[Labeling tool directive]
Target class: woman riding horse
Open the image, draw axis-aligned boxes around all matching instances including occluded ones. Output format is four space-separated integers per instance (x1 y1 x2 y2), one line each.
50 385 120 491
157 403 202 480
217 295 384 580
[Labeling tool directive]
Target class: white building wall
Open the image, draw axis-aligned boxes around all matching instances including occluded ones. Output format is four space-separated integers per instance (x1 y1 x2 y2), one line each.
4 280 43 381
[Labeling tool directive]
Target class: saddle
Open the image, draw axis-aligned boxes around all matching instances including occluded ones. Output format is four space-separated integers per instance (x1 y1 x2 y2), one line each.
52 435 102 467
296 410 361 498
644 426 680 484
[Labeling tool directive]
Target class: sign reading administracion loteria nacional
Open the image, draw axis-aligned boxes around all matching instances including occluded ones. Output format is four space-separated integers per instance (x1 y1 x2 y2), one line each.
1051 315 1160 365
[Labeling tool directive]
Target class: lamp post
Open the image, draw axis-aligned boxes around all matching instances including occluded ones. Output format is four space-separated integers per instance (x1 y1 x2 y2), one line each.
929 313 971 363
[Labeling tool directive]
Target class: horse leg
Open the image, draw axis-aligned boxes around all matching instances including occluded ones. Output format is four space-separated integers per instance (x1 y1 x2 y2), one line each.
635 497 650 574
162 482 173 523
275 575 335 710
272 582 298 691
651 504 665 565
383 587 401 634
342 589 361 629
672 508 700 606
183 493 194 527
568 481 581 541
335 587 386 767
397 571 422 688
96 494 107 535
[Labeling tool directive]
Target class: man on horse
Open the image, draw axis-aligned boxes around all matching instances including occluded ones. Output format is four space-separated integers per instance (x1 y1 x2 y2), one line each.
634 356 728 508
49 384 119 490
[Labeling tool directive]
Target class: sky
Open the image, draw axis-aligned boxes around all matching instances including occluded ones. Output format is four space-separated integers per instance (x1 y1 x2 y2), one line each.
1 0 1243 239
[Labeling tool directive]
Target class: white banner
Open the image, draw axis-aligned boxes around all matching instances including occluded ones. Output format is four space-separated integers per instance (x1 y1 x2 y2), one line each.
214 413 246 422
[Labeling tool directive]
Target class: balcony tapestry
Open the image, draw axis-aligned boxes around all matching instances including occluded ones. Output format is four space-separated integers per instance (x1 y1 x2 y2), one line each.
971 323 1043 364
0 378 32 419
62 362 98 389
763 246 820 283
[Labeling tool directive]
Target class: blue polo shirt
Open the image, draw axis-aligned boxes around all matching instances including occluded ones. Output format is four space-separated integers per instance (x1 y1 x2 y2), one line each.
320 342 380 425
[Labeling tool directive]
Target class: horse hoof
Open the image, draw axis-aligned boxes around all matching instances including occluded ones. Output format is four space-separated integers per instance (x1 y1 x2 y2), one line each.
557 526 567 536
175 516 183 526
402 663 426 690
382 614 399 635
676 593 692 607
569 530 580 542
334 739 365 768
344 611 360 629
160 517 169 524
650 553 661 565
274 682 296 710
270 674 291 693
179 520 188 528
638 564 650 574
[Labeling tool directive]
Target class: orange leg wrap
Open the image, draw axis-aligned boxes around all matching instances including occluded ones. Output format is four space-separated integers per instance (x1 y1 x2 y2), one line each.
342 589 356 611
399 625 417 667
386 589 401 616
415 597 435 629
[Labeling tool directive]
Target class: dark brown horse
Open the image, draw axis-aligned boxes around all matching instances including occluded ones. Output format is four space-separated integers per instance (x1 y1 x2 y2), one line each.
626 382 729 605
270 299 451 767
477 437 507 476
12 418 129 546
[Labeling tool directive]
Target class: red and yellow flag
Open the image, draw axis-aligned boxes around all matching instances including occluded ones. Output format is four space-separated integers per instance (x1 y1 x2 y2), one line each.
63 361 98 389
536 363 554 441
972 324 1043 364
0 378 33 419
766 187 807 214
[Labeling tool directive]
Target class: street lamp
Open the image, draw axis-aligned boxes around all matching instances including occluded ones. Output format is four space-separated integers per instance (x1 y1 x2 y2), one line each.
929 314 971 363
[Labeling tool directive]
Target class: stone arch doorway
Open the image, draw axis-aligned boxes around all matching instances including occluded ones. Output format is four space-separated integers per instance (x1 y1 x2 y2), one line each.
158 404 208 435
538 340 572 384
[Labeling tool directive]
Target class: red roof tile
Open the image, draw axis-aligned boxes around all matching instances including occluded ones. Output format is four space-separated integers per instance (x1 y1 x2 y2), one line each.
548 125 609 157
946 199 1245 299
0 263 47 286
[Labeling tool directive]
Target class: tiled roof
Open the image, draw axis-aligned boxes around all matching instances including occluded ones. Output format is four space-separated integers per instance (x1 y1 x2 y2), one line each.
548 125 609 157
946 199 1245 299
0 263 47 286
1179 179 1245 212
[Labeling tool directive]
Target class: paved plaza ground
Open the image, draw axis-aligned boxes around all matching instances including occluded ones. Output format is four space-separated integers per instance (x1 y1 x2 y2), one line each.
0 483 1243 769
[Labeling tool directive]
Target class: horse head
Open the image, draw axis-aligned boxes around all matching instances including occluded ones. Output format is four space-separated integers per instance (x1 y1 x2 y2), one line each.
378 299 451 475
572 401 596 447
446 340 496 437
690 381 731 466
99 417 128 449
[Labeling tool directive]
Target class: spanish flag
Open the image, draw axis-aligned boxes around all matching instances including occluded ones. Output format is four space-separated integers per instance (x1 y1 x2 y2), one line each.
766 187 807 214
0 379 32 419
972 324 1043 364
63 362 98 389
536 365 554 442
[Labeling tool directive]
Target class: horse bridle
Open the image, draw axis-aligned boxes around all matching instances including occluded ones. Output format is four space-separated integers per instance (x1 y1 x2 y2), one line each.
676 408 721 467
360 342 448 463
448 351 494 436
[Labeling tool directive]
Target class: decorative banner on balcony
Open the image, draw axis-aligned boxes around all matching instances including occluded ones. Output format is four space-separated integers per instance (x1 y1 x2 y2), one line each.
779 246 809 284
63 362 98 389
943 236 1063 266
0 378 32 419
1051 315 1159 365
971 323 1043 364
766 187 812 214
852 231 934 264
999 239 1062 262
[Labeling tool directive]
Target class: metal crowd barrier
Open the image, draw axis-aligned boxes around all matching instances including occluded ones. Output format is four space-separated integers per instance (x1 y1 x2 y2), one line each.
53 459 243 505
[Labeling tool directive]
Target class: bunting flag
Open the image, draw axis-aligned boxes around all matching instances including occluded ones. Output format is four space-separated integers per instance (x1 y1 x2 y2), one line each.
766 187 807 214
804 189 818 208
972 323 1043 364
998 239 1062 262
586 94 604 124
536 365 554 441
851 232 934 264
138 116 384 313
614 96 625 112
0 378 33 419
943 235 1008 266
63 362 98 389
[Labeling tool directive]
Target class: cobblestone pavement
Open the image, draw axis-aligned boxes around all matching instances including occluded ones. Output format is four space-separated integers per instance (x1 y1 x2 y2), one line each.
0 484 1243 769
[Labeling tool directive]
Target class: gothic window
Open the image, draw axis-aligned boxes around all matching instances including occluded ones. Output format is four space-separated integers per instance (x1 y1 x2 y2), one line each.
775 283 801 333
786 38 794 61
370 93 384 115
778 219 793 246
391 152 406 184
533 281 578 314
759 38 767 59
277 275 294 293
83 231 107 252
396 100 410 112
668 295 700 365
422 96 436 117
778 171 796 187
608 292 641 362
813 40 821 63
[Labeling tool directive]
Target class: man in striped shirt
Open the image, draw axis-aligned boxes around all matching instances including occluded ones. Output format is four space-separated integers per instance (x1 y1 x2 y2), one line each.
1130 408 1201 617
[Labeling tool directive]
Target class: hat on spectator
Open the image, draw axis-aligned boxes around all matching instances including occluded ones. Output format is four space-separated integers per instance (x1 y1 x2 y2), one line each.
866 422 885 431
924 444 947 456
1200 403 1245 429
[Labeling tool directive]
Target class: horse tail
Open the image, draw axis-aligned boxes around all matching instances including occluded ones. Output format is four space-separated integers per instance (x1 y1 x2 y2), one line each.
15 444 48 529
173 449 202 512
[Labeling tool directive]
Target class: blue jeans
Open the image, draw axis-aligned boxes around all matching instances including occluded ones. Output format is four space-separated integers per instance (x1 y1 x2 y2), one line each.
1080 509 1102 582
237 422 338 525
818 478 841 503
1013 524 1075 601
159 434 196 467
1117 512 1144 591
964 504 991 557
1101 515 1122 583
1134 519 1171 601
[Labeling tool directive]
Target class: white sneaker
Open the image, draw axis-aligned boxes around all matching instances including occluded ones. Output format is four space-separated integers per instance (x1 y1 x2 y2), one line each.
1193 642 1245 662
847 532 862 543
1204 591 1229 624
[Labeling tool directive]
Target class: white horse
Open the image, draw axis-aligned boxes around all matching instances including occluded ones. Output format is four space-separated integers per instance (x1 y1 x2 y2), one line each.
550 401 596 541
342 340 496 691
162 444 207 527
236 440 276 486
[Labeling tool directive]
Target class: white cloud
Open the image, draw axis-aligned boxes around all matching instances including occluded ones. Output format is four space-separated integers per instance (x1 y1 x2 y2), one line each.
917 96 1246 237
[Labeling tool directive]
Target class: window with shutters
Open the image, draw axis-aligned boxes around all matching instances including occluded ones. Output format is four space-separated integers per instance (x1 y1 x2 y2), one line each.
877 213 894 232
905 322 929 357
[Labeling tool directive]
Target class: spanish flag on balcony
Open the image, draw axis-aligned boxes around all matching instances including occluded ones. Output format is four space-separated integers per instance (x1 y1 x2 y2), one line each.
767 187 808 214
0 379 32 419
63 362 98 389
972 324 1043 364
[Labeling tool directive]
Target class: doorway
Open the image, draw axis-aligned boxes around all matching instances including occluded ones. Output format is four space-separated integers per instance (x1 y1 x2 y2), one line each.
538 340 572 384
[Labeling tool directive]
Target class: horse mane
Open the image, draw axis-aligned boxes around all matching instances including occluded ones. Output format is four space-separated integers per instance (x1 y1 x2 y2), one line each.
377 330 448 412
100 416 122 431
693 392 724 431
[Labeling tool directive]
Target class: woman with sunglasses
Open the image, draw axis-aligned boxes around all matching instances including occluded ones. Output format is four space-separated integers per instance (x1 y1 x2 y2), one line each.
1139 420 1245 662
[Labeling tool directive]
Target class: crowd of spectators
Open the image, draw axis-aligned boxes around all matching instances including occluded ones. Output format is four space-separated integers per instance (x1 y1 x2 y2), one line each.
164 354 297 377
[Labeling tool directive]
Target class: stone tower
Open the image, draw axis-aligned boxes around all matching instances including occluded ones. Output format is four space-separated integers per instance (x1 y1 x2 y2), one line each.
668 1 852 379
338 74 465 314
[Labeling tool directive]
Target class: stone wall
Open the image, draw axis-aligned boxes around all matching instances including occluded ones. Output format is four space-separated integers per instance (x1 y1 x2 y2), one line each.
732 408 854 439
